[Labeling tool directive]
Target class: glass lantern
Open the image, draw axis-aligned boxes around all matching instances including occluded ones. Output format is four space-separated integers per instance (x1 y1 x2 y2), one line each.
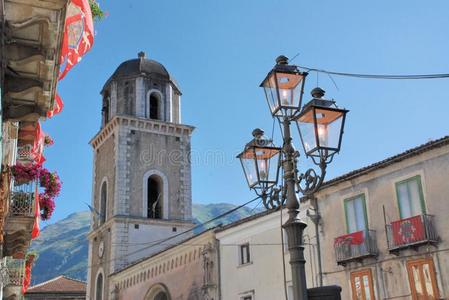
260 55 307 118
237 129 281 192
295 87 348 160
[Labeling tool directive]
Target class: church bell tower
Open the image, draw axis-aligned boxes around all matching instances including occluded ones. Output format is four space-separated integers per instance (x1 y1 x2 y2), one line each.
86 52 195 299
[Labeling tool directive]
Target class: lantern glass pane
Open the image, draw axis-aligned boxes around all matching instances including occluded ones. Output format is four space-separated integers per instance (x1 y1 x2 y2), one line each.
241 155 258 188
276 72 304 115
263 74 281 116
315 108 345 151
255 147 280 186
297 109 318 155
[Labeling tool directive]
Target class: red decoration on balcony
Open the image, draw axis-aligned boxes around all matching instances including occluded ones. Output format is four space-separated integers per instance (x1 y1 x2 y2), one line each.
11 164 42 184
59 0 94 80
32 122 46 165
32 189 40 239
392 215 425 246
47 93 64 118
334 230 365 246
22 253 36 294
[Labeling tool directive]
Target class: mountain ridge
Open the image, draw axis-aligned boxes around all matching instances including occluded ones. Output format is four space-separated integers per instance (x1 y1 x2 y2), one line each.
30 202 261 285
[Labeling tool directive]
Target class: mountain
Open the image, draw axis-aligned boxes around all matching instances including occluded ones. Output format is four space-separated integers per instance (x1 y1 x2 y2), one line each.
30 203 261 285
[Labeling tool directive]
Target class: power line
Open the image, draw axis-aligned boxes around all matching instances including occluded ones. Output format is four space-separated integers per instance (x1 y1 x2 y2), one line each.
298 65 449 80
86 195 262 271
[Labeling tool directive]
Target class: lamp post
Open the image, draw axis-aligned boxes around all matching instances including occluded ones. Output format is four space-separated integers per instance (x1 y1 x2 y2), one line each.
237 56 348 300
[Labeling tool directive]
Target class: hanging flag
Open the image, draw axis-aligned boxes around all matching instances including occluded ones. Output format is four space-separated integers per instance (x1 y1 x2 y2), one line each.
59 0 94 80
47 93 64 118
22 254 36 294
392 215 425 246
32 122 46 165
31 188 40 239
334 230 365 246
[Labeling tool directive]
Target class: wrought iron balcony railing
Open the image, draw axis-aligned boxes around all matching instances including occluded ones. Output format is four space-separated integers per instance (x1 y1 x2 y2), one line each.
4 257 25 287
334 230 378 265
16 144 33 163
9 181 36 217
386 214 438 251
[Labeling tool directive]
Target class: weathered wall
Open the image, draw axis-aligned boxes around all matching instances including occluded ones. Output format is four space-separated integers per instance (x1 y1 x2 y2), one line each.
110 231 219 300
313 144 449 299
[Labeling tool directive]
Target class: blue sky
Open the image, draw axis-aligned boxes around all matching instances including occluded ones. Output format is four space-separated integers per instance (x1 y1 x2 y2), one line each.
42 0 449 223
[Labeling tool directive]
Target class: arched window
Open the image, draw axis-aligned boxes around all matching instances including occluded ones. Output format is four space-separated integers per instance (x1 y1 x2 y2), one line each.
96 273 103 300
149 93 160 120
154 291 168 300
145 284 170 300
102 95 110 126
100 181 107 225
147 176 162 219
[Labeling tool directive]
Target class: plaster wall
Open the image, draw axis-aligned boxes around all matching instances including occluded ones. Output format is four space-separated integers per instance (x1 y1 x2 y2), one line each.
313 144 449 299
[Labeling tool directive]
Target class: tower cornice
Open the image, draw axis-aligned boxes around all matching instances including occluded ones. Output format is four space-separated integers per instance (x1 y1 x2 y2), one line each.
89 116 195 150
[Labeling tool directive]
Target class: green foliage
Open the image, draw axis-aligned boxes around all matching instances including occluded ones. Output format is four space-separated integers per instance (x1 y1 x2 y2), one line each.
89 0 105 21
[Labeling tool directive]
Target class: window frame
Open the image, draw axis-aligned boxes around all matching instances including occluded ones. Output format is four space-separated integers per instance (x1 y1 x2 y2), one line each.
406 257 440 300
344 193 368 234
350 268 376 300
395 175 426 219
238 243 251 266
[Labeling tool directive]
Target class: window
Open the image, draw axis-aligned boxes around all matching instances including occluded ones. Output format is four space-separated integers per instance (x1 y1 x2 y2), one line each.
149 93 160 120
102 96 110 126
100 181 107 225
96 273 103 300
396 175 425 219
239 243 251 265
147 176 162 219
406 258 440 300
242 296 252 300
344 194 368 233
350 269 375 300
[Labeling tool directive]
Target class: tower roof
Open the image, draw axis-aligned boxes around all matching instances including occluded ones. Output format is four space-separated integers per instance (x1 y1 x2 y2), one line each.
102 51 180 92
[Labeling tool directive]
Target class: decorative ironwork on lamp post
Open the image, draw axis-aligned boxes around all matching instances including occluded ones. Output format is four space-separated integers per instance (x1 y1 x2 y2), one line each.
237 56 348 300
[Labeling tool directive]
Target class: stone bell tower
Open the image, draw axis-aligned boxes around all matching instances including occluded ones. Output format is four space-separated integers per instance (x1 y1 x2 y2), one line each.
86 52 195 299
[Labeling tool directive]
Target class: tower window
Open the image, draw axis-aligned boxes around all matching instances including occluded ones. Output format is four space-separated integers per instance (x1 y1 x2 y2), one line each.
100 181 107 225
149 93 160 120
102 95 110 126
96 273 103 300
147 176 162 219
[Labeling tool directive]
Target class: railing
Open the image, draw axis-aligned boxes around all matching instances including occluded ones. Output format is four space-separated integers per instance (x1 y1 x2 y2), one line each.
16 144 33 163
4 257 24 286
386 214 438 251
334 230 378 265
9 181 36 217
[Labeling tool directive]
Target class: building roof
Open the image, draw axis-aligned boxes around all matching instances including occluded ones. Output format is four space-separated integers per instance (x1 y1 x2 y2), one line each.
26 276 86 294
102 51 180 92
321 135 449 189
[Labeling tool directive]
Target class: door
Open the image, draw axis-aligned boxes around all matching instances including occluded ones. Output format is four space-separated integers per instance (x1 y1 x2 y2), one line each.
350 269 375 300
406 258 440 300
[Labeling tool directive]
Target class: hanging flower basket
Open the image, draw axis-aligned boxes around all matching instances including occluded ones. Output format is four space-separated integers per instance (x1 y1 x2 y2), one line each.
39 169 62 198
10 164 62 221
39 193 56 221
44 135 54 147
11 164 42 185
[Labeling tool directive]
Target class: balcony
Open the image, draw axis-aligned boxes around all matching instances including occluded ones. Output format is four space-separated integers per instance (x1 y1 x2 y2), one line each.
386 214 438 252
4 181 36 257
3 0 68 121
334 230 378 265
3 257 25 300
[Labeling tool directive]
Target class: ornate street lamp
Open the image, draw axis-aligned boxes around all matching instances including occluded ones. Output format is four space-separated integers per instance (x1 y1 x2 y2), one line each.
296 87 348 165
239 56 349 300
238 129 281 194
260 55 308 117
